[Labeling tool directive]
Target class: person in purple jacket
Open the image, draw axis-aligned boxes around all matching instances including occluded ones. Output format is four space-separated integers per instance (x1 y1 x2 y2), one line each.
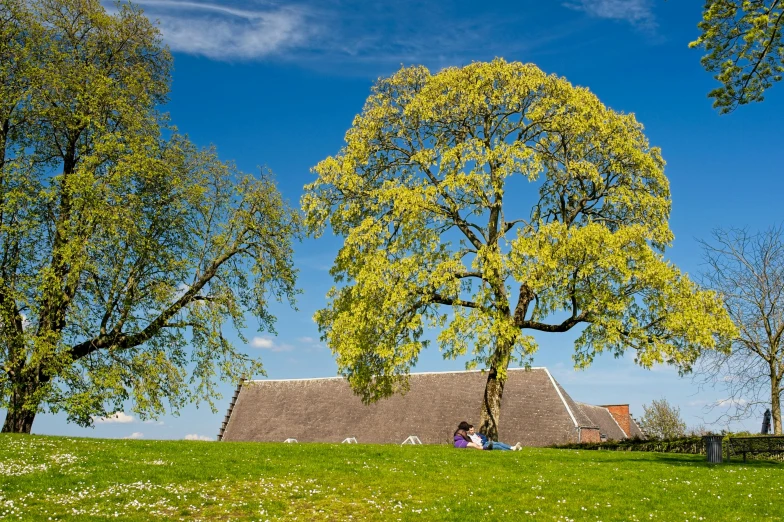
453 421 483 449
453 421 521 451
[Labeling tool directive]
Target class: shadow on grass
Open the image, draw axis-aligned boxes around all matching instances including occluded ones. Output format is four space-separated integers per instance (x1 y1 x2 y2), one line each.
556 450 784 468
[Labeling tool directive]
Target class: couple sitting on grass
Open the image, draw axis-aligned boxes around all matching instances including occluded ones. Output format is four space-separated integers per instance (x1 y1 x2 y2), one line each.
453 421 522 451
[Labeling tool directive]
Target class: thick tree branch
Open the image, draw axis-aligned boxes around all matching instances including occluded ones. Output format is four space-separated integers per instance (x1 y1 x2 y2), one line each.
67 242 241 362
520 311 588 333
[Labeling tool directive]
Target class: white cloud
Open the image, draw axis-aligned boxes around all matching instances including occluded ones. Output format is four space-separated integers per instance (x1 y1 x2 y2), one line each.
113 0 573 70
132 0 310 60
124 432 144 439
94 412 135 424
563 0 656 31
716 398 748 408
251 336 275 349
251 336 293 352
298 336 325 350
185 434 213 441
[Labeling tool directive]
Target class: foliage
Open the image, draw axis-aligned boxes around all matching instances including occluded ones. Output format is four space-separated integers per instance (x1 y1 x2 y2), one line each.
691 0 784 113
0 0 300 433
303 58 736 437
639 398 688 440
695 226 784 435
725 433 784 461
554 433 784 461
1 434 783 521
553 435 708 454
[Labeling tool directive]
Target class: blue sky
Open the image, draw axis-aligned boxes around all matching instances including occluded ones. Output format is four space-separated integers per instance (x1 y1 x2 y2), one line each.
30 0 784 440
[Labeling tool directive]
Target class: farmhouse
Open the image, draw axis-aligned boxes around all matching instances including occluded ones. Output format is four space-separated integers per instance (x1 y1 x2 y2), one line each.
218 367 644 446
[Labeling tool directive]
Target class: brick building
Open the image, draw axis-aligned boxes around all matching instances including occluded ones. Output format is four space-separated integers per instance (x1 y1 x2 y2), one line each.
219 367 644 445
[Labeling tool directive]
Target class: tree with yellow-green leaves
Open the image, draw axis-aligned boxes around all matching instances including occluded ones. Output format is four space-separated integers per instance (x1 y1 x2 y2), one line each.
303 59 736 440
0 0 299 434
691 0 784 113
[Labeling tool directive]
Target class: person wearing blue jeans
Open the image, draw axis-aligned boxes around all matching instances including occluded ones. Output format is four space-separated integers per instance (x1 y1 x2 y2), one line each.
467 422 521 451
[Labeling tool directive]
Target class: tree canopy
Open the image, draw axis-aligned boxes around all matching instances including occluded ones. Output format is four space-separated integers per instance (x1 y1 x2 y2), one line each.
691 0 784 113
0 0 300 433
303 59 735 439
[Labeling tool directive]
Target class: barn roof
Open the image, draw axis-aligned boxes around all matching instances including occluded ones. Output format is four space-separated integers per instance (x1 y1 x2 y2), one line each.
221 367 601 446
576 402 628 441
629 415 645 438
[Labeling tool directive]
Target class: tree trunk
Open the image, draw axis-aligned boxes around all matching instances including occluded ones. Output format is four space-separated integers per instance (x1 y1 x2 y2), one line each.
772 375 782 435
478 364 506 441
2 406 36 434
1 379 39 434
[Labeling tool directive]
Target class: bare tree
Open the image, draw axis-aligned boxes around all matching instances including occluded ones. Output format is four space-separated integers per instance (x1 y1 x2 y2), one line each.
696 226 784 434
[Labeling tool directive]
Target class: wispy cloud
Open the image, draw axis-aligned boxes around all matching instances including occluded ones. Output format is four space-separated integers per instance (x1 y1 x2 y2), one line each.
716 398 748 408
251 336 293 352
132 0 311 60
94 411 135 424
119 1 582 70
124 432 145 439
298 336 325 350
185 433 213 441
563 0 656 32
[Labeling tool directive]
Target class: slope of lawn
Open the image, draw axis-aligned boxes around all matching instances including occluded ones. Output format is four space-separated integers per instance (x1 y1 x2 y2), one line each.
1 434 781 521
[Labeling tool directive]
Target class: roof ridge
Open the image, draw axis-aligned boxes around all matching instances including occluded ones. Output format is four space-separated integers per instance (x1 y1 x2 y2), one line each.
246 366 548 383
543 368 578 428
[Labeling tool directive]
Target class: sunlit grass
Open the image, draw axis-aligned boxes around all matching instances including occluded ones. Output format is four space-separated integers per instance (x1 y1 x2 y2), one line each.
1 434 781 521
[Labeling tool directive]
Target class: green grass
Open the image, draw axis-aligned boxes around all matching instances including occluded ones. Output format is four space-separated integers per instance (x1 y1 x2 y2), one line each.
1 434 781 521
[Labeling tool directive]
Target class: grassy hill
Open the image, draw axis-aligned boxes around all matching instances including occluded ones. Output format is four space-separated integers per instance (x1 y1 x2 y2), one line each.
1 434 781 521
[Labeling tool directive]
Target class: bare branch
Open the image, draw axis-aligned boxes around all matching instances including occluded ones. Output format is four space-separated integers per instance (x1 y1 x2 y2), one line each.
696 224 784 433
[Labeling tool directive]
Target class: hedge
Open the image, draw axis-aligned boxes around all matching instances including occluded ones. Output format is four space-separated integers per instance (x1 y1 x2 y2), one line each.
551 436 707 454
551 433 784 461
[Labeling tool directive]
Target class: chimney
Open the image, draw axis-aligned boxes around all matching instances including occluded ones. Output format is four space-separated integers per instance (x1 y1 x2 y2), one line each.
602 404 630 438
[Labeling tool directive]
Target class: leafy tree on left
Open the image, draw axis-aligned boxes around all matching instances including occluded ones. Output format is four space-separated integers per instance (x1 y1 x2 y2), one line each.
0 0 300 433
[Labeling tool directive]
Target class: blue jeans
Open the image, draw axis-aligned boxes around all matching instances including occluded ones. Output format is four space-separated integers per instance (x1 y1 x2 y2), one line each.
484 441 513 451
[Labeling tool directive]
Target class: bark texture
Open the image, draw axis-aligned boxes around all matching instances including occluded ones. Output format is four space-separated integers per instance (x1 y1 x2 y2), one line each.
2 381 38 434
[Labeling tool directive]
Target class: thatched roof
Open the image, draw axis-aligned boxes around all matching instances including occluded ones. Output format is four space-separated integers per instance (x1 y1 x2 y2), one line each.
221 367 609 446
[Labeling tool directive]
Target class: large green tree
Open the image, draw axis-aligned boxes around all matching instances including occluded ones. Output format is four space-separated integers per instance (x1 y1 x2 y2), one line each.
691 0 784 113
0 0 299 433
303 59 736 440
